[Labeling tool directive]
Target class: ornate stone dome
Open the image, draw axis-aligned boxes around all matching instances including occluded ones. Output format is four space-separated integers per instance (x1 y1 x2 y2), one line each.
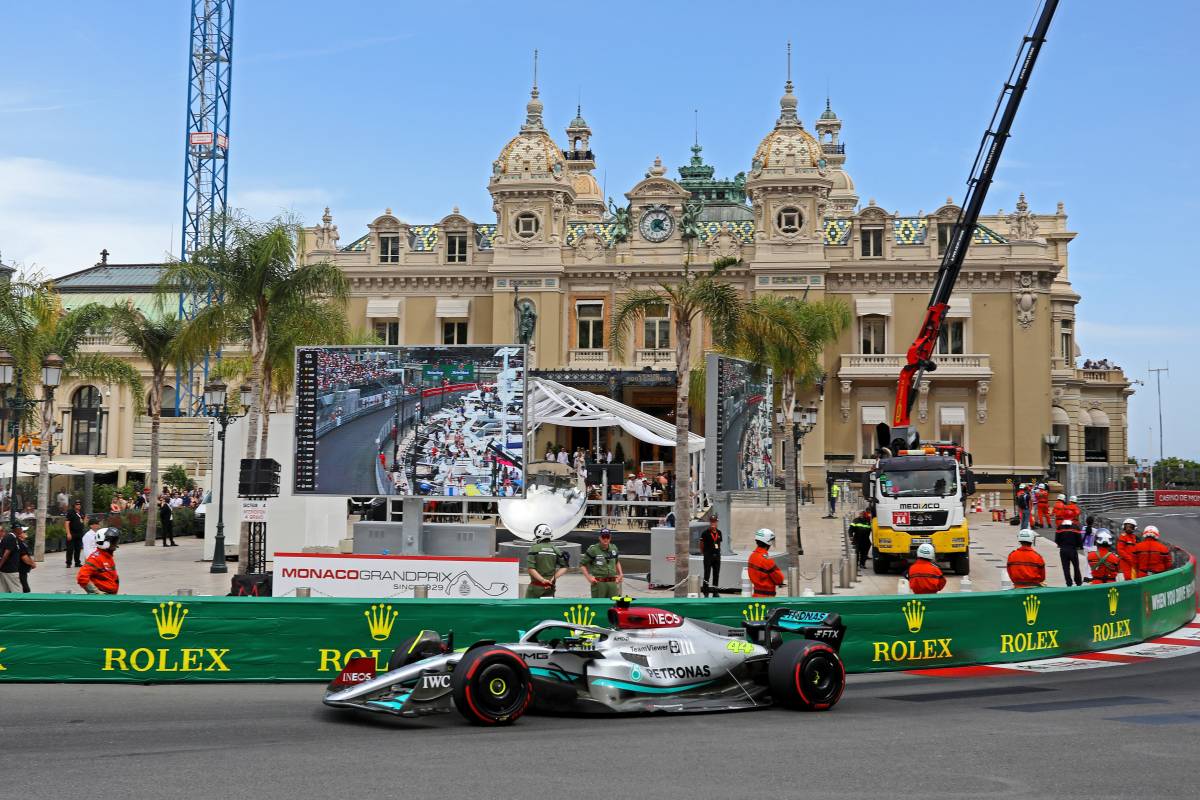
494 87 566 176
751 78 822 169
571 172 602 200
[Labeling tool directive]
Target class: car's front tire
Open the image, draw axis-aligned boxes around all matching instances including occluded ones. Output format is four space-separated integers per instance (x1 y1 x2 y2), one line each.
451 646 532 725
769 640 845 711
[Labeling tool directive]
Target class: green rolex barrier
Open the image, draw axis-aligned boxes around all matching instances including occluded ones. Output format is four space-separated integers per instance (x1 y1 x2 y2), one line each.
0 556 1193 682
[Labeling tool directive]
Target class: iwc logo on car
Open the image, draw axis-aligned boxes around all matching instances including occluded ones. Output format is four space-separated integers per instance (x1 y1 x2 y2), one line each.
999 595 1059 655
870 600 953 663
1093 587 1132 644
316 604 401 673
101 602 231 673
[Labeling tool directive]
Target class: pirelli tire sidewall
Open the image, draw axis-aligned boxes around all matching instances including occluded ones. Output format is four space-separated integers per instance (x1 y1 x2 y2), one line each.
769 639 846 712
451 646 533 726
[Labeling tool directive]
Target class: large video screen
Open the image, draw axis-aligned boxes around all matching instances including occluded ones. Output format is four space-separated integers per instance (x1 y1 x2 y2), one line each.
293 345 526 498
703 354 773 493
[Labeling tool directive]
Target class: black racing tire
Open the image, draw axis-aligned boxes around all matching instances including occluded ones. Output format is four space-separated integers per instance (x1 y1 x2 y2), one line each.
388 633 443 672
951 552 970 576
769 639 845 711
451 646 532 725
872 550 890 574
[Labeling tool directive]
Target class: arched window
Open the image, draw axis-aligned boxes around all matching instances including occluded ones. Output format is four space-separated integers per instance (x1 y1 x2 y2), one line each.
70 385 105 456
152 385 178 418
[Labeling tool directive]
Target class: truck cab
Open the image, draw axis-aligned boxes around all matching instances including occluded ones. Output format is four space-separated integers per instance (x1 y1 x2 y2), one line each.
864 450 974 576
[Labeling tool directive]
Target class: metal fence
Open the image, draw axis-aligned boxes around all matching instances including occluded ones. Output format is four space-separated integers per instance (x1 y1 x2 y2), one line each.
1060 463 1138 497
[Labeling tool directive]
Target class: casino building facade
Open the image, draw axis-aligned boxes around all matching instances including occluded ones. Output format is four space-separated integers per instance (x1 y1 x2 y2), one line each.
49 71 1132 487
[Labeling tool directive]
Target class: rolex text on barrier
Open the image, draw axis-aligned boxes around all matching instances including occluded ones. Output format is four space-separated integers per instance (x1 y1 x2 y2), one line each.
0 556 1192 682
272 552 520 599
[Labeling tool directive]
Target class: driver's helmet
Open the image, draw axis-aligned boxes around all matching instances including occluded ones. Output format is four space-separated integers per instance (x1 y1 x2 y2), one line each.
533 523 553 541
916 542 935 560
1017 528 1036 544
754 528 776 547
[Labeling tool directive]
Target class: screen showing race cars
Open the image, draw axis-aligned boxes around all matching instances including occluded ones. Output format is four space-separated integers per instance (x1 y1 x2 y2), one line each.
293 345 526 498
703 354 773 493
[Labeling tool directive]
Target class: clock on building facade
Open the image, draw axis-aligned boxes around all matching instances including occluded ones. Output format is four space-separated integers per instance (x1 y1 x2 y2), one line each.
639 207 674 242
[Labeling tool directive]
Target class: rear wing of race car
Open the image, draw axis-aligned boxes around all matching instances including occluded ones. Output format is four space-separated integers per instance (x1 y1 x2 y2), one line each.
742 608 846 652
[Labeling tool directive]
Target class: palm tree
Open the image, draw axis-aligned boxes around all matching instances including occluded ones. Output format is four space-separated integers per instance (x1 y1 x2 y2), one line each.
210 299 367 457
160 213 347 571
0 277 142 560
729 295 849 560
106 307 202 546
611 256 744 596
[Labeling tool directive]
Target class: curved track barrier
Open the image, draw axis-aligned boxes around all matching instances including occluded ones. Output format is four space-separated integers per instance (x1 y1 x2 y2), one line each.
0 554 1192 682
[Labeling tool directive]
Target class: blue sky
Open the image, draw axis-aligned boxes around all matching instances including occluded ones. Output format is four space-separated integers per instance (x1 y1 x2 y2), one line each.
1 1 1197 459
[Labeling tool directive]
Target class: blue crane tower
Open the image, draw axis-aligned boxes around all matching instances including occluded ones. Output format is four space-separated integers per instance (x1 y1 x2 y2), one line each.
177 0 235 414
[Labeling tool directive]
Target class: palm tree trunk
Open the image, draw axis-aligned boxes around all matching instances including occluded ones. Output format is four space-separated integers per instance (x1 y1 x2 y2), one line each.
145 374 162 546
673 319 692 597
781 373 800 560
258 366 272 459
238 315 268 574
33 394 54 562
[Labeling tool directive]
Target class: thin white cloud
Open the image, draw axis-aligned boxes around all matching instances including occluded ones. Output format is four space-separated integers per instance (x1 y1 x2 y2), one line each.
0 157 332 276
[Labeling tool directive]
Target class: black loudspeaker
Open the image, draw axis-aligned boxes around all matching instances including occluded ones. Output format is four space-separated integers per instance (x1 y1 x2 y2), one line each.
238 458 281 497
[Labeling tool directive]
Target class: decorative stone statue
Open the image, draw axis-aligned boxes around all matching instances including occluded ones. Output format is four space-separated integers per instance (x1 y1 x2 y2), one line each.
680 197 704 242
515 296 537 346
607 197 632 244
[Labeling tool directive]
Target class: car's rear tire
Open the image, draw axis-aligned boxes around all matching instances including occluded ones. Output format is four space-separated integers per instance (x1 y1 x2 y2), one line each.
769 640 845 711
451 646 532 725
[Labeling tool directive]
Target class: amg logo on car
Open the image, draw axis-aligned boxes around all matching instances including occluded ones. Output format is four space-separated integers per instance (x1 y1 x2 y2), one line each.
641 665 712 680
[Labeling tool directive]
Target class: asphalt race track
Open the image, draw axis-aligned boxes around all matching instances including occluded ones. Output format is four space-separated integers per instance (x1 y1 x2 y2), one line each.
313 402 409 495
9 510 1199 800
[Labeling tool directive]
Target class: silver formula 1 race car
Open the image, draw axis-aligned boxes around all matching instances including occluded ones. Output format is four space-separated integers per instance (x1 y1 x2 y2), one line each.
323 599 847 725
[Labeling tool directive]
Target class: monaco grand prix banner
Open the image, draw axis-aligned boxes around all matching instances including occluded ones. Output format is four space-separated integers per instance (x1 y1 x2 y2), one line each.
272 553 519 599
0 557 1192 682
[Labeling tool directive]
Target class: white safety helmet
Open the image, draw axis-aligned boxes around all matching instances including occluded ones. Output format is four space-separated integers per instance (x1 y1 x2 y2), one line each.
1018 529 1036 544
1122 518 1137 528
533 523 554 541
916 542 936 560
1038 483 1047 490
1018 482 1027 489
1057 494 1066 501
1069 495 1078 503
1142 525 1160 539
1095 531 1114 547
754 528 776 546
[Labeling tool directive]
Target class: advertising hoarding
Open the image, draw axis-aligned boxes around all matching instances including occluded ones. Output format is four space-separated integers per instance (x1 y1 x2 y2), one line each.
272 552 520 599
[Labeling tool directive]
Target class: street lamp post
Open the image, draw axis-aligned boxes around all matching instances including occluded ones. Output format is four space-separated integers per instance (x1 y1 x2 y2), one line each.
204 379 251 574
0 352 63 535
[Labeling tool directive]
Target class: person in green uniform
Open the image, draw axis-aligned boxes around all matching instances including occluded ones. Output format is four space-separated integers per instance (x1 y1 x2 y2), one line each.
581 527 623 598
525 523 568 598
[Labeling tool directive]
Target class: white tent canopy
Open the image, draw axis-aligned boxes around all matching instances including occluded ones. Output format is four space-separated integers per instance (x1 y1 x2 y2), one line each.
0 455 85 478
529 379 705 454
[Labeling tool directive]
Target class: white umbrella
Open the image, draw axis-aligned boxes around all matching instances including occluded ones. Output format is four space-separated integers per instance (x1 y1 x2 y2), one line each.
0 454 84 478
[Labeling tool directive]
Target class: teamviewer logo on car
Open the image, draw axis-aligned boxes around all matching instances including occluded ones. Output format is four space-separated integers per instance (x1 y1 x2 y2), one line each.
892 512 910 526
